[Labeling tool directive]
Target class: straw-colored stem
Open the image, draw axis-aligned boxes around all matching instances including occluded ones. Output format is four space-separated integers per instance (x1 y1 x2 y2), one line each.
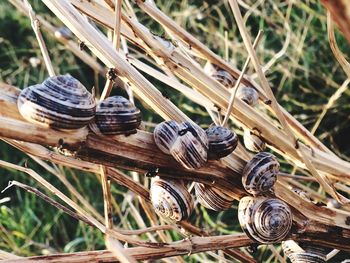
222 30 263 127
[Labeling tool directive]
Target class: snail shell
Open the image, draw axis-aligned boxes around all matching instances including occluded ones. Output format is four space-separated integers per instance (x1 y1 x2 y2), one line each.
204 62 235 88
242 152 279 195
236 86 259 106
243 129 266 152
206 125 238 160
327 198 341 209
194 183 234 211
170 122 208 170
153 120 180 154
238 196 292 244
90 96 141 135
282 241 327 263
54 26 73 41
17 75 96 130
150 177 193 222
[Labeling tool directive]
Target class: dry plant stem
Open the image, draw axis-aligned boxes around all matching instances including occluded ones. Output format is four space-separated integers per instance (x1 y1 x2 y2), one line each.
222 30 263 127
327 12 350 77
321 0 350 45
24 0 55 77
2 181 95 227
0 234 253 263
105 235 137 263
9 0 105 76
228 0 347 204
100 166 113 229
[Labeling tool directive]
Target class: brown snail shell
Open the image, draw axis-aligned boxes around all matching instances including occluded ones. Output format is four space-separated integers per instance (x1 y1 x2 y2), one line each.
238 196 292 244
282 241 327 263
153 120 180 155
205 125 238 160
17 75 96 130
236 86 259 106
150 177 193 222
242 152 279 195
194 183 234 211
170 122 208 170
89 96 141 135
243 129 266 152
204 62 235 88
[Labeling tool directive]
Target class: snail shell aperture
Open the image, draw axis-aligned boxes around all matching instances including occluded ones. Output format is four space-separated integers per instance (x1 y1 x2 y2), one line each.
205 125 238 160
238 196 292 244
194 183 234 211
170 122 208 170
153 120 180 154
237 86 259 106
150 177 193 222
90 96 141 135
243 128 266 152
242 152 279 195
17 75 96 130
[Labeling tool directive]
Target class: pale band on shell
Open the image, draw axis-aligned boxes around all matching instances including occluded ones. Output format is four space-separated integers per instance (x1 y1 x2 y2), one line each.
243 128 266 152
153 120 180 155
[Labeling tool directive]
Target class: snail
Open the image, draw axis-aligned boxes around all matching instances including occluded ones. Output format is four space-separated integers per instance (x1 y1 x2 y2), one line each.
238 196 292 244
236 86 259 106
89 96 141 135
17 75 96 130
327 198 341 209
282 240 327 263
243 128 266 152
153 120 180 154
205 125 238 160
204 62 235 88
170 122 208 170
54 26 73 41
150 176 193 222
242 152 279 195
194 183 234 211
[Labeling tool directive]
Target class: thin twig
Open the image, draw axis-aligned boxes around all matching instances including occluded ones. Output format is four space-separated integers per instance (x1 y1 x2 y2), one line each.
222 30 263 127
24 0 55 77
100 165 114 229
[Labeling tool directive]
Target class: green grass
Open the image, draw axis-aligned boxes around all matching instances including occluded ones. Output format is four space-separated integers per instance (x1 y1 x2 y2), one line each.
1 0 350 261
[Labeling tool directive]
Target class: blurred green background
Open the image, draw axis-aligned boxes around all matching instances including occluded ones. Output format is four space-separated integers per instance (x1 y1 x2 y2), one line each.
0 0 349 261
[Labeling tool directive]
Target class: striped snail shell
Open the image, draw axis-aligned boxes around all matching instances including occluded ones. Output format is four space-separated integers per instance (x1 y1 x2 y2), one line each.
194 183 234 211
243 128 266 152
150 176 193 222
170 122 208 170
153 120 180 154
205 125 238 160
54 26 73 41
238 196 292 244
204 62 235 88
89 96 141 135
17 75 96 130
282 241 327 263
236 86 259 106
242 152 279 195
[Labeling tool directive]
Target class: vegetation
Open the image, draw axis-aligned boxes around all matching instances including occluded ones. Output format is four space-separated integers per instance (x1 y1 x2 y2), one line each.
0 0 349 262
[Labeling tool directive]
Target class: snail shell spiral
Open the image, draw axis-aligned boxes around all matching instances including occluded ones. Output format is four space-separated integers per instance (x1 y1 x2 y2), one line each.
205 125 238 160
236 86 259 106
204 62 235 88
243 129 266 152
238 196 292 244
194 183 234 211
153 120 180 154
282 241 327 263
242 152 279 195
17 75 96 130
170 122 208 170
150 177 193 222
90 96 141 135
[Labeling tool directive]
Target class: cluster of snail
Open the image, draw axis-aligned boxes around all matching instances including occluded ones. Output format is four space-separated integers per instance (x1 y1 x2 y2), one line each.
17 74 141 134
238 152 293 244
